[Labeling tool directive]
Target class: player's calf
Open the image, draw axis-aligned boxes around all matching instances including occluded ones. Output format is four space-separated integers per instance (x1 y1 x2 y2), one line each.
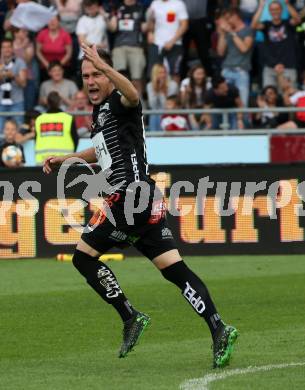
161 260 238 367
72 249 136 322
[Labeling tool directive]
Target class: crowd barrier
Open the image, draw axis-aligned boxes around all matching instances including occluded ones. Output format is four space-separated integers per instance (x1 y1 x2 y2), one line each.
1 163 305 259
3 106 305 132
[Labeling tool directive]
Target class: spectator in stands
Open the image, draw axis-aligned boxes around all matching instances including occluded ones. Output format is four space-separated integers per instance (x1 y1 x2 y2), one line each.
3 0 26 32
35 91 78 165
284 84 305 128
76 0 110 58
146 63 179 130
17 109 38 143
257 0 290 21
180 0 211 78
108 0 147 96
254 85 296 128
251 0 300 89
0 1 8 40
239 0 259 23
146 0 188 83
36 14 73 80
0 118 25 167
203 75 245 129
180 64 209 107
13 27 39 111
0 38 26 132
4 0 57 33
53 0 83 35
53 0 83 76
217 7 254 107
180 64 210 130
39 60 78 110
69 90 92 138
160 95 190 131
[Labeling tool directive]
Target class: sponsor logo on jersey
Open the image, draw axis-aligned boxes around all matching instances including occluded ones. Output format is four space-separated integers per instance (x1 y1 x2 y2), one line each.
98 112 106 127
110 230 128 242
161 227 173 239
131 152 140 182
183 282 206 314
97 265 122 298
100 102 109 111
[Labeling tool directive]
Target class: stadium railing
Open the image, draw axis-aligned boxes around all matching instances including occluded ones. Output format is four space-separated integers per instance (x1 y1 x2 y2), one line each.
2 107 305 137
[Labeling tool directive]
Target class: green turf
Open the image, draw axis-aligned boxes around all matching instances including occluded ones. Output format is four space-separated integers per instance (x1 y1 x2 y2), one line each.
0 255 305 390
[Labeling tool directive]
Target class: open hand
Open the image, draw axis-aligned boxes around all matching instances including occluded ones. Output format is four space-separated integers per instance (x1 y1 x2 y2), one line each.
81 43 108 71
43 156 64 174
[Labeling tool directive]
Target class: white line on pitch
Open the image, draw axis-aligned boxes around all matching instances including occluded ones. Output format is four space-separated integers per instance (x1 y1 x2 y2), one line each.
180 362 305 390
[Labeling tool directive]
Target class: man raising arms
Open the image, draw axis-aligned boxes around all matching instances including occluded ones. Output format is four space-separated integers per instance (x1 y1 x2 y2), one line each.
43 43 238 368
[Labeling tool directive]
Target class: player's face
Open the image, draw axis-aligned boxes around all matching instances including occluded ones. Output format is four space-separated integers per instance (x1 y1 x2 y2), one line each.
82 60 112 105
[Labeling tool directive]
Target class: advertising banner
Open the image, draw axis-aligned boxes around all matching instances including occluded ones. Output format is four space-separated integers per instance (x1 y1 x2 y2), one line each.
1 163 305 258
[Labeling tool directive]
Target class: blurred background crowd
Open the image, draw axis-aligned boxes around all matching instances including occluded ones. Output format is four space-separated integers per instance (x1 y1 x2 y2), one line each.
1 0 305 167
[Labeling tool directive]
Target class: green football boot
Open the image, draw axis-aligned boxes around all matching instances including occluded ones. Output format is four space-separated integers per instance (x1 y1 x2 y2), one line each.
119 312 151 358
213 324 238 368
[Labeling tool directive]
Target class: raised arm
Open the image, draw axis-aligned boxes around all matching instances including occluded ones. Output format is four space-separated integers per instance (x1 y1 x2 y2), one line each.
231 33 253 53
251 0 265 30
286 0 301 25
216 17 228 57
82 43 139 107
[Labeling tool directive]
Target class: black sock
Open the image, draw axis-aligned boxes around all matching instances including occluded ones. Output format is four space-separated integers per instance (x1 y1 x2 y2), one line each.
161 261 223 339
72 250 136 322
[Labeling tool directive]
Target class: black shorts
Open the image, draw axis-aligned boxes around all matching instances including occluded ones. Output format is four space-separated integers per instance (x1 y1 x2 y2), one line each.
81 189 177 260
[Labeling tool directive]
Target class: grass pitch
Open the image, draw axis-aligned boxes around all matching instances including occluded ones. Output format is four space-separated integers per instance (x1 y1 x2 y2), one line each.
0 255 305 390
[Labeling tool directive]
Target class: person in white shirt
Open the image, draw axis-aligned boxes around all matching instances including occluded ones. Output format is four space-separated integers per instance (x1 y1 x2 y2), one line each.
240 0 259 21
76 0 111 59
146 0 188 82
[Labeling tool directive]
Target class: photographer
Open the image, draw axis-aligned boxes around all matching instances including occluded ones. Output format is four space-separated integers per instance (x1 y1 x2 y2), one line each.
0 38 27 134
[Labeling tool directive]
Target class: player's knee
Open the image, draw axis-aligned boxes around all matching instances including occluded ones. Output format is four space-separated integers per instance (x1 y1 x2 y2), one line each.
72 249 83 271
72 249 94 274
160 260 187 288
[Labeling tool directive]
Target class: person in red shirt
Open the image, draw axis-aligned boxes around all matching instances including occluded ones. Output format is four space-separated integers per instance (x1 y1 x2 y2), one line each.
160 95 190 131
36 14 72 80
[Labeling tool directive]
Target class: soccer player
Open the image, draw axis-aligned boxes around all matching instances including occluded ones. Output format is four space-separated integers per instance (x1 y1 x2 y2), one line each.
43 43 238 368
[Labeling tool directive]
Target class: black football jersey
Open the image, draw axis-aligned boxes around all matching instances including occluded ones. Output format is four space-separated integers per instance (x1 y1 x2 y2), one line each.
91 89 154 193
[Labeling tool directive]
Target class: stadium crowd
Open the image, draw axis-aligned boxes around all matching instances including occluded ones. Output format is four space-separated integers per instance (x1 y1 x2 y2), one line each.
1 0 305 166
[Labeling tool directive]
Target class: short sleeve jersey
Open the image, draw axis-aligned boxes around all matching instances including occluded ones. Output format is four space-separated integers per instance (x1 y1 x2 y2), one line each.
91 90 154 193
114 3 145 47
261 20 297 68
149 0 188 46
36 27 72 63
